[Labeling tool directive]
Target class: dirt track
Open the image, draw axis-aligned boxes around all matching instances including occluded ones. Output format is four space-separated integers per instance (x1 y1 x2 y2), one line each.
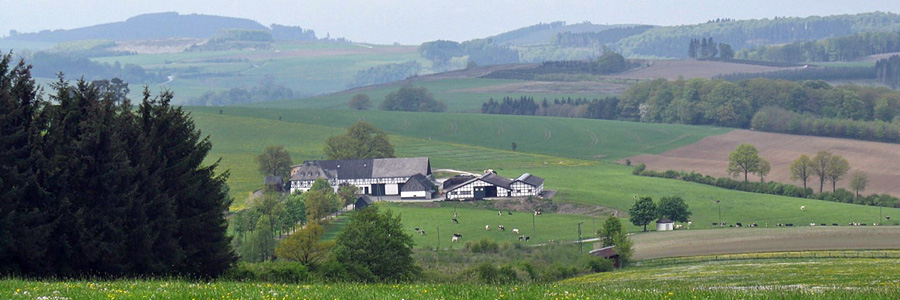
628 129 900 196
632 227 900 260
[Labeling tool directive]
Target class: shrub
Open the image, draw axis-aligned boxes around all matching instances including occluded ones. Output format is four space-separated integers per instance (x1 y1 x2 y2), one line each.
587 257 614 273
466 239 500 253
632 163 646 175
224 262 309 283
475 262 518 283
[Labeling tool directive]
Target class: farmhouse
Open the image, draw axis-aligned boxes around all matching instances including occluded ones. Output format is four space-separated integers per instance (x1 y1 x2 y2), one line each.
443 171 544 200
289 157 434 199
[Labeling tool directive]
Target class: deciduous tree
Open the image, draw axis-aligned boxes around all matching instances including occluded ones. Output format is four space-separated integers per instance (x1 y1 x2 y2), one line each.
826 154 850 192
790 154 813 189
275 222 334 267
597 215 624 247
657 196 692 223
256 145 292 179
349 93 372 110
727 144 762 182
811 151 834 193
628 196 657 232
850 171 869 199
756 158 771 182
331 206 420 282
323 121 395 160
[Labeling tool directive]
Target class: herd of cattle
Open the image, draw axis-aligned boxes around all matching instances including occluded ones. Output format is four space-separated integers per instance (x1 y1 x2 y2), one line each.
414 210 542 243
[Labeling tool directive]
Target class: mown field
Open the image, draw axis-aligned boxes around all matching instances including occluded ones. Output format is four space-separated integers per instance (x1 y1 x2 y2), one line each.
3 254 899 299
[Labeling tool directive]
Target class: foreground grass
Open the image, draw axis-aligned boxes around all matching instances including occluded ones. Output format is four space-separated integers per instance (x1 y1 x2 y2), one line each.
3 257 899 299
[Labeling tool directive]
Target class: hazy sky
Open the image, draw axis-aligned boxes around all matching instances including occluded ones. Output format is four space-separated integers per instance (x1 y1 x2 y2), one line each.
2 0 900 44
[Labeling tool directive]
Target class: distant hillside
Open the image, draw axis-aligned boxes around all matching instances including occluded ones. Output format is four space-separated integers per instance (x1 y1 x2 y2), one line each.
488 21 622 46
613 12 900 58
4 12 317 43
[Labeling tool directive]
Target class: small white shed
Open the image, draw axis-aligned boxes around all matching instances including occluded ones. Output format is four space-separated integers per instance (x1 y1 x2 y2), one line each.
656 218 674 231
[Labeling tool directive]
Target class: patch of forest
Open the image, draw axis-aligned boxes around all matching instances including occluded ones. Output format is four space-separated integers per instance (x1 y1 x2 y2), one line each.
737 31 900 63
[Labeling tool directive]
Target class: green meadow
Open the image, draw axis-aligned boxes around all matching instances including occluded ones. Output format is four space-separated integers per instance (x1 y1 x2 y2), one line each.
3 255 898 299
188 106 900 235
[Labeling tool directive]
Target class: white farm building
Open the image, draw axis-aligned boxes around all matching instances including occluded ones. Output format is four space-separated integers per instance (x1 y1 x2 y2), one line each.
442 172 544 200
289 157 435 199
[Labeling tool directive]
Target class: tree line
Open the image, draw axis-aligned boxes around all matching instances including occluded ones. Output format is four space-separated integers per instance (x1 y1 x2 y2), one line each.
876 54 900 89
737 31 900 63
482 96 620 120
346 60 421 89
184 80 296 106
687 38 734 59
418 39 519 71
0 54 233 277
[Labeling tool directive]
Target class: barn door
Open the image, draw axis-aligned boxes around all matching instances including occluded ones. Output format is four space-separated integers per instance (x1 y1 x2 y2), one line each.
473 187 485 200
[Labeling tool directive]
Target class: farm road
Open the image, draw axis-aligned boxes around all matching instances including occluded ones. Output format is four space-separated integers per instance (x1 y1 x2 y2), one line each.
631 227 900 260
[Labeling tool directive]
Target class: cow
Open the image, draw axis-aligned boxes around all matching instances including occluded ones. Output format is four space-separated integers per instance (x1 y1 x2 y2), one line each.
525 236 531 242
832 223 839 226
534 211 542 216
675 224 683 229
452 218 459 224
736 222 743 227
518 235 525 241
414 227 420 232
485 225 490 231
786 223 794 227
507 210 512 215
498 210 502 216
801 206 806 211
420 230 426 235
518 235 530 241
750 223 758 227
452 233 462 242
512 228 519 234
498 225 505 231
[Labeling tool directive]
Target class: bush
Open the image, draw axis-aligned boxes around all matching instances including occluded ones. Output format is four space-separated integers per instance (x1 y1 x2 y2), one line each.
466 239 500 253
587 257 614 273
475 262 518 283
631 163 646 175
224 262 309 283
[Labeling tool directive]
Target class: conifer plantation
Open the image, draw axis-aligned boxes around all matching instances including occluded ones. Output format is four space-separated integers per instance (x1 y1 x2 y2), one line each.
0 53 235 278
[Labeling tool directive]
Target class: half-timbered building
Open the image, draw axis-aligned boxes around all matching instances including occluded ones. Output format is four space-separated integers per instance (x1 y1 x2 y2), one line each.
443 172 544 200
289 157 434 199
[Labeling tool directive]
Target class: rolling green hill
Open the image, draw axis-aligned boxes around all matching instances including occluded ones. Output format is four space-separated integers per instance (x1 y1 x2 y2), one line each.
189 107 900 237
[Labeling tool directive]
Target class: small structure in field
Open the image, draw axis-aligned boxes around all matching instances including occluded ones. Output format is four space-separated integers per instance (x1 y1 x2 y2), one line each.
354 195 374 210
589 246 620 268
656 218 674 231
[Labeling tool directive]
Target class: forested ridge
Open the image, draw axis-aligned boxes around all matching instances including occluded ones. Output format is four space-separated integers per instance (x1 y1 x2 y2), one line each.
0 54 234 277
612 12 900 58
737 31 900 63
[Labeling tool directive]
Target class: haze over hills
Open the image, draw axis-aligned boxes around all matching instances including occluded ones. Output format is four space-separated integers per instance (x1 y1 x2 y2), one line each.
4 12 318 43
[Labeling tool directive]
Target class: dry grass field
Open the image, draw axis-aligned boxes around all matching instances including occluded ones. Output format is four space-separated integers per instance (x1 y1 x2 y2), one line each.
628 129 900 196
630 227 900 260
617 59 800 80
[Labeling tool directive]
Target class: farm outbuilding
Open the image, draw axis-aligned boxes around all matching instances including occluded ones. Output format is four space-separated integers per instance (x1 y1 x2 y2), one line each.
288 157 434 198
355 195 374 210
400 173 435 199
656 218 674 231
589 246 620 268
443 171 544 200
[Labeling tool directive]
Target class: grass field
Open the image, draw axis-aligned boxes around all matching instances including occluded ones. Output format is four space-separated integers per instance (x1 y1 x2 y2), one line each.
3 253 899 299
189 107 900 236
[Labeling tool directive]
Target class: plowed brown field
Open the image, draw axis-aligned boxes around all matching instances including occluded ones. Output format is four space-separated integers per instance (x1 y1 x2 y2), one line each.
628 129 900 196
632 227 900 259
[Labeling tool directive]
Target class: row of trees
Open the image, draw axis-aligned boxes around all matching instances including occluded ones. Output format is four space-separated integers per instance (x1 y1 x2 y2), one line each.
628 196 692 232
482 96 621 120
687 38 734 59
346 60 421 89
750 106 900 144
789 151 851 193
634 165 898 208
0 54 233 277
185 80 295 106
379 86 447 112
876 54 900 89
736 31 900 63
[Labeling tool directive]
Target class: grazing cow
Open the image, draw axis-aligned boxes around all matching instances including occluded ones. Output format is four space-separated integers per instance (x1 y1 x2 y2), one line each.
675 224 683 229
499 225 505 231
534 211 542 216
451 236 459 242
525 236 531 242
777 223 783 227
886 216 891 220
832 223 839 226
507 210 512 215
512 228 520 234
687 221 692 226
786 223 793 227
485 225 490 231
420 230 426 235
750 223 758 227
518 235 525 241
452 218 459 224
801 206 806 211
712 222 718 226
736 223 743 227
820 223 826 226
414 227 420 232
498 210 502 216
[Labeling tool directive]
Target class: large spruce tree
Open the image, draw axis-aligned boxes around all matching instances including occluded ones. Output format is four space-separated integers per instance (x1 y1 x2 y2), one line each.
0 54 235 277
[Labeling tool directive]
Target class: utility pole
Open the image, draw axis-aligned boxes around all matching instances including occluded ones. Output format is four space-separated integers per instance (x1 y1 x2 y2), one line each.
437 225 440 250
715 200 721 227
532 212 536 236
577 222 584 253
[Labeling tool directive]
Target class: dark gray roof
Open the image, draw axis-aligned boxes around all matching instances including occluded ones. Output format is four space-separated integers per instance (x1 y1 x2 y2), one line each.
290 157 430 181
657 217 674 223
444 172 512 191
515 173 544 187
442 175 476 190
402 173 433 192
356 195 374 205
589 246 618 258
264 176 283 186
